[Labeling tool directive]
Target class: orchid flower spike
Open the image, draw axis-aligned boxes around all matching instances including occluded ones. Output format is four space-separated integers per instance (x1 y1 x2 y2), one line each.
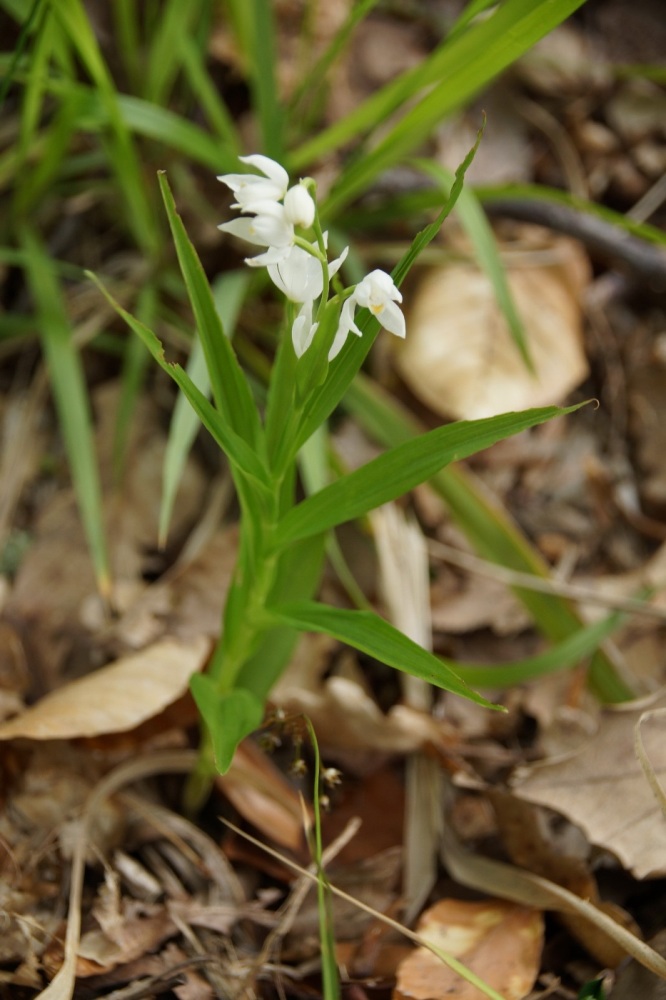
217 155 406 364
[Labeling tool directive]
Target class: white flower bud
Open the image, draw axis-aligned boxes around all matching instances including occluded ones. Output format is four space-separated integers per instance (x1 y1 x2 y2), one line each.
283 183 315 228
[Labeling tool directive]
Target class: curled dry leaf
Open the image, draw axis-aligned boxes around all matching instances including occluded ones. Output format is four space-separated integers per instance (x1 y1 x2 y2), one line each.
512 691 666 879
0 636 210 740
393 898 543 1000
216 740 307 854
395 231 589 420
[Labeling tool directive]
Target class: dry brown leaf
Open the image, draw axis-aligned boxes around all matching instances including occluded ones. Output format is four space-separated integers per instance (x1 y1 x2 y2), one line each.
3 383 208 689
0 636 209 740
512 691 666 879
395 231 589 420
393 898 543 1000
430 573 530 636
489 790 637 968
107 526 239 653
216 740 307 853
76 912 176 977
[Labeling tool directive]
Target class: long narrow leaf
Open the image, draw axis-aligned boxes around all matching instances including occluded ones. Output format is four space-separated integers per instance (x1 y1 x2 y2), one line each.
178 34 241 153
158 172 263 453
265 601 498 709
21 229 110 598
88 272 271 492
159 270 250 546
0 0 46 110
274 404 582 549
248 0 283 159
344 374 636 704
144 0 197 105
454 614 622 687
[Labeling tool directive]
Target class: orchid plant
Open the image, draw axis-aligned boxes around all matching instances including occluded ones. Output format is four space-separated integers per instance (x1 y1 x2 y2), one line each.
91 149 579 803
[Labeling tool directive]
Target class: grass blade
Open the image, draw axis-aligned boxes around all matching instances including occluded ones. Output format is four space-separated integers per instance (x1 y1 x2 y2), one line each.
52 0 158 255
21 228 111 599
178 34 241 153
144 0 199 105
414 158 534 372
298 0 586 214
248 0 283 159
0 0 46 110
454 614 622 687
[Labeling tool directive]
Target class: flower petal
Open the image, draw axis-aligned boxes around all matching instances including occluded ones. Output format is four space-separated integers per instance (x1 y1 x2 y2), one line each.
250 208 294 248
354 269 402 310
341 296 362 337
245 246 292 267
268 244 324 302
377 299 406 338
218 217 268 246
239 154 289 192
329 245 349 279
292 301 318 357
329 297 363 361
328 325 349 361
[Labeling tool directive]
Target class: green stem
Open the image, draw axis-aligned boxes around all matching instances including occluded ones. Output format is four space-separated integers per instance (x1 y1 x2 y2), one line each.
184 506 281 812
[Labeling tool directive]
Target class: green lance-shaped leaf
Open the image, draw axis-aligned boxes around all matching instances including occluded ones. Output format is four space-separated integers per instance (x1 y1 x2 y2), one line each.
158 171 264 453
88 272 272 494
273 403 584 550
190 678 264 774
264 601 498 709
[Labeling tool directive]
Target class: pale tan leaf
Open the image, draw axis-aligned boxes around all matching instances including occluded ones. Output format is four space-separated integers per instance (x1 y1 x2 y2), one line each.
512 691 666 879
393 898 543 1000
395 231 589 420
0 637 209 740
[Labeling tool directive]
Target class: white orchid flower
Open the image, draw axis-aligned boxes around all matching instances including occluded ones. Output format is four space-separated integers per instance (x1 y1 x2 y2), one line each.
268 241 349 303
329 269 405 361
353 270 405 338
291 300 319 358
217 154 289 211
